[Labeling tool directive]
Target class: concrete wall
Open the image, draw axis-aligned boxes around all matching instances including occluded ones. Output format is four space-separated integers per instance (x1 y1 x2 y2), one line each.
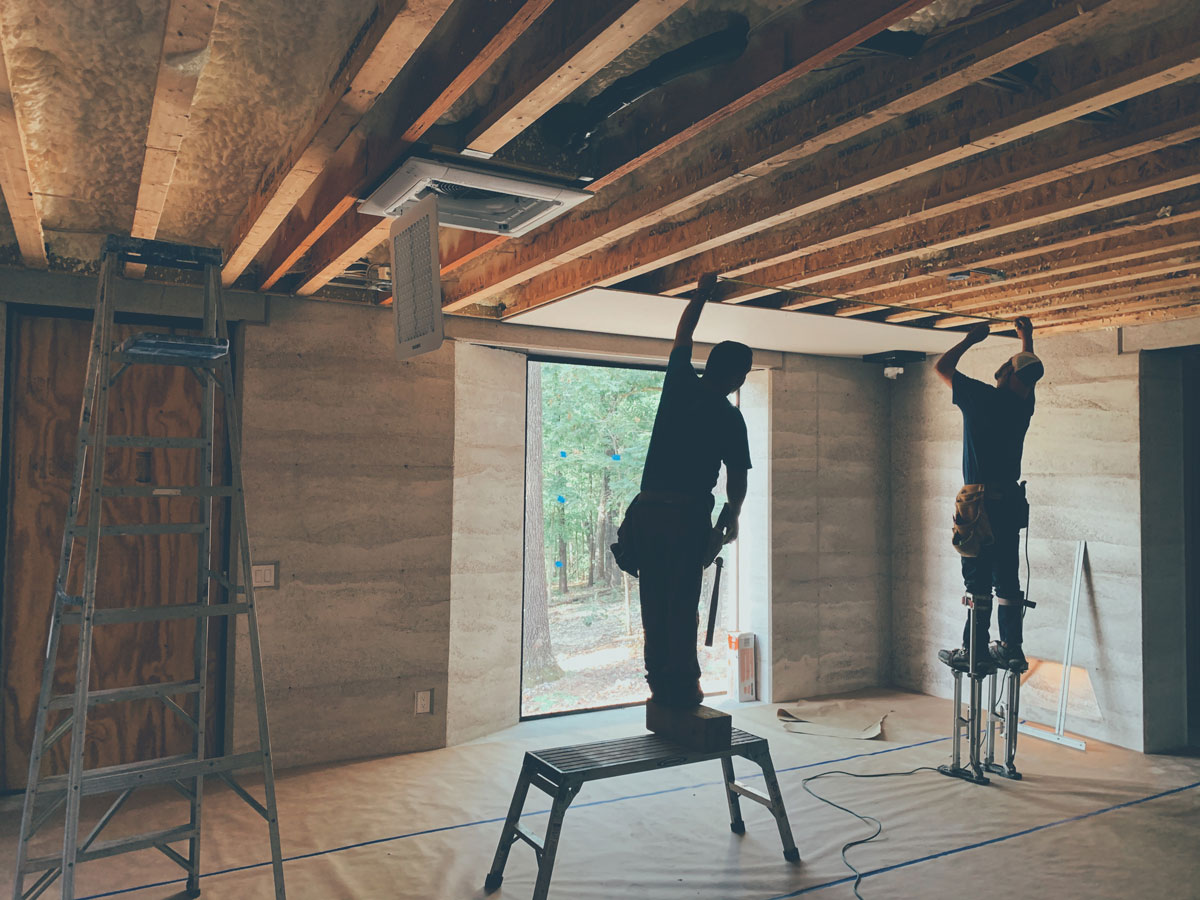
446 344 526 745
768 355 892 701
236 298 455 767
891 331 1146 750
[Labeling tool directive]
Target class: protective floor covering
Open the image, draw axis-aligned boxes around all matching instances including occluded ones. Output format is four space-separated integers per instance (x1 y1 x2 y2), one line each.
1 689 1197 900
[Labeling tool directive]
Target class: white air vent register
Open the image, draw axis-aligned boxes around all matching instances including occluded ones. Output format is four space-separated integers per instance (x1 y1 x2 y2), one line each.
388 195 444 361
359 157 591 236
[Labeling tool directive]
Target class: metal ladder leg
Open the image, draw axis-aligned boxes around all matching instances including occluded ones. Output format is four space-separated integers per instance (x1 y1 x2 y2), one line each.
752 748 800 862
214 287 286 899
12 257 115 900
532 785 578 900
61 253 120 899
486 766 534 892
720 756 745 834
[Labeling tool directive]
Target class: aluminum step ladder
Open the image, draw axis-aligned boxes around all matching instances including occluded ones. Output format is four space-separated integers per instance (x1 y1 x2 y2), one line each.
11 236 286 900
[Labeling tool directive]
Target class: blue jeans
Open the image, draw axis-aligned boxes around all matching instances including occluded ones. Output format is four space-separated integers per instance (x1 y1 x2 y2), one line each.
960 490 1025 649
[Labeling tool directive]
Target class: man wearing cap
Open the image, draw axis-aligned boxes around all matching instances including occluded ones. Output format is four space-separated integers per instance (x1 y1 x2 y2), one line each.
933 315 1042 673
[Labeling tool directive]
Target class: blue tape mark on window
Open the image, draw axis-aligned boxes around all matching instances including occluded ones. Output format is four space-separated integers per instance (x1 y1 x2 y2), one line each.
554 560 563 568
611 454 621 461
559 451 566 457
556 495 565 504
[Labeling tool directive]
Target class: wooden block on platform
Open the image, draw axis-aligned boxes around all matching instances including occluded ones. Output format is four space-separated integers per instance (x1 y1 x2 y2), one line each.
645 701 732 751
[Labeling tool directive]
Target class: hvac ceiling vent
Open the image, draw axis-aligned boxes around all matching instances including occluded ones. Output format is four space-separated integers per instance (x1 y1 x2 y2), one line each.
359 156 591 236
388 195 444 360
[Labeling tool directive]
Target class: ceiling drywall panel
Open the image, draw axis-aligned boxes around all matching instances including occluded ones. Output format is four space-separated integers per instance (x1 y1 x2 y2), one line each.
505 287 981 357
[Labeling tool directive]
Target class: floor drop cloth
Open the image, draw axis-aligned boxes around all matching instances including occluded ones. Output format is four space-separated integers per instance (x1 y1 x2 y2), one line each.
0 690 1196 900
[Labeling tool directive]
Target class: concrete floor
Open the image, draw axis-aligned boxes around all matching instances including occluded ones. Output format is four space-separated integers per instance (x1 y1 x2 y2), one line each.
2 688 1197 899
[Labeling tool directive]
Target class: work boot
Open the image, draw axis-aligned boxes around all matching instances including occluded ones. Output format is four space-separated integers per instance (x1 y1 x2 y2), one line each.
938 646 996 674
989 641 1028 673
648 678 704 708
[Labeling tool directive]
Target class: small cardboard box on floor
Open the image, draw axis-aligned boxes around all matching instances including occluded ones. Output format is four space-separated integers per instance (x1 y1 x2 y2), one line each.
729 631 757 701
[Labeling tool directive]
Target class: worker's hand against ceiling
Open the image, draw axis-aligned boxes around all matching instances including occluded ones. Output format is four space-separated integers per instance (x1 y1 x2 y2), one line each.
965 322 991 345
697 272 719 299
1014 315 1033 337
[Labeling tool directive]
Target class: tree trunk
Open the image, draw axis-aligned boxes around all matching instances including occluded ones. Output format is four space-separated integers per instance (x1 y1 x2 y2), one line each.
556 503 569 594
522 365 560 683
596 470 611 586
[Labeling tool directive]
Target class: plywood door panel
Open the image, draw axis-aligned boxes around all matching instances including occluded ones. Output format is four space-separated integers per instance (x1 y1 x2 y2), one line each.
2 311 229 790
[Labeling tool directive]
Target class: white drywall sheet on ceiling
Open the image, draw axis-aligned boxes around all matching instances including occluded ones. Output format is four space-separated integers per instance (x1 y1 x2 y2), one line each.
504 288 974 358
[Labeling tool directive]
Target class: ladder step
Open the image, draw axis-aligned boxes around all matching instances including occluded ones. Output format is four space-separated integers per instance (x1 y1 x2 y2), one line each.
35 751 263 799
62 602 250 626
92 523 208 536
513 823 544 854
48 680 201 711
22 824 197 872
99 485 234 498
101 435 208 449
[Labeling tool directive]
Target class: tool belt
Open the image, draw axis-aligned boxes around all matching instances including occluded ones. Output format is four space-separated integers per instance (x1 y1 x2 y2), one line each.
951 481 1029 557
610 491 714 578
952 484 994 557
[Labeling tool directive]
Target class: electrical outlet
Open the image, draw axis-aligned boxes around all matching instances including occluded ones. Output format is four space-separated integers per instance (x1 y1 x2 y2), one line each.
250 562 279 590
414 690 433 715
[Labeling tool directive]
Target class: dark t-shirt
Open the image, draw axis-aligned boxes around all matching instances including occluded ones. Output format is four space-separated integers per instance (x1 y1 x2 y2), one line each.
952 371 1035 484
640 346 752 496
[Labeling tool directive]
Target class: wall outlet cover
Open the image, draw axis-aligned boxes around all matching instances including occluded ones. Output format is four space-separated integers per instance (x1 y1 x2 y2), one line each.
250 562 279 590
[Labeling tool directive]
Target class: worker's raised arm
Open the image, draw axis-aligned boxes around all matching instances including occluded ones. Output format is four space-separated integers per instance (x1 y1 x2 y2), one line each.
674 272 719 351
1015 315 1034 353
934 322 990 387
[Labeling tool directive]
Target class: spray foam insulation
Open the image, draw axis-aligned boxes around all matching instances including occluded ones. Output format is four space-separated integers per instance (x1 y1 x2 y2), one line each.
156 0 377 248
0 0 166 234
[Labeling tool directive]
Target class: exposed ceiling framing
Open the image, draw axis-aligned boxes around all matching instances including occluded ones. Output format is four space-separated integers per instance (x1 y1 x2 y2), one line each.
0 0 1195 336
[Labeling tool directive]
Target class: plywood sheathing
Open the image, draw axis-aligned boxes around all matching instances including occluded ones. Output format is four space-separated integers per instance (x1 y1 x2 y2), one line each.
0 0 166 233
156 0 377 247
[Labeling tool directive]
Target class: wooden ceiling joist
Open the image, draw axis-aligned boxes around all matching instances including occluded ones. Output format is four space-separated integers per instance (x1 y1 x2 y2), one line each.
257 0 555 293
496 73 1200 317
442 0 1123 312
219 0 455 285
767 145 1200 310
826 217 1200 318
1033 291 1200 333
0 46 46 268
839 248 1200 323
128 0 222 276
464 0 689 157
936 274 1200 329
289 0 944 297
793 192 1200 302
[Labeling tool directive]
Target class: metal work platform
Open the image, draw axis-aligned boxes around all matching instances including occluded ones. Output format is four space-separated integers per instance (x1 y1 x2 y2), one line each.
485 727 799 900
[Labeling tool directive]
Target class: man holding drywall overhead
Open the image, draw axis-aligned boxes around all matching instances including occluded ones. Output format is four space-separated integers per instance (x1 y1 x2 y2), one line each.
611 273 754 707
934 315 1042 674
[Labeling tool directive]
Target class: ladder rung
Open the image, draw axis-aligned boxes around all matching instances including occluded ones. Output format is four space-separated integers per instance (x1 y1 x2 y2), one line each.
22 824 196 872
35 751 263 799
99 523 208 536
99 486 233 498
102 436 208 449
62 602 250 626
48 680 201 711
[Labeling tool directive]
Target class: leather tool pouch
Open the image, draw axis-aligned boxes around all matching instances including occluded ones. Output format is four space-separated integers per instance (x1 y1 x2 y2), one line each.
952 483 994 557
